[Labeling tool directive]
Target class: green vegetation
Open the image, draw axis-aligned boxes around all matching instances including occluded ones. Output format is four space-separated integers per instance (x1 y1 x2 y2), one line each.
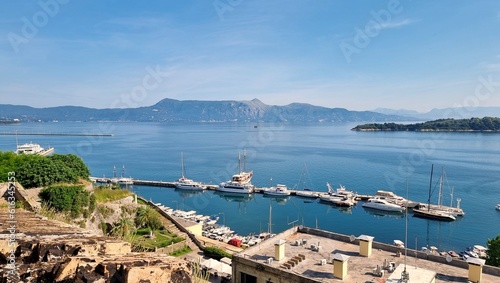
352 117 500 132
170 246 192 257
135 206 163 230
0 152 90 188
487 235 500 266
39 185 90 218
111 214 136 239
131 228 184 251
203 246 232 260
93 186 133 202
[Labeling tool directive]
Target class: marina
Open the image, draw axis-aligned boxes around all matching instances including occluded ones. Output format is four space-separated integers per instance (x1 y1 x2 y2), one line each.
2 121 499 255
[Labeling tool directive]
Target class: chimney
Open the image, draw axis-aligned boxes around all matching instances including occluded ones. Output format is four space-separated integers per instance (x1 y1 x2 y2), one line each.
357 235 374 257
467 257 486 283
274 239 286 261
332 253 350 280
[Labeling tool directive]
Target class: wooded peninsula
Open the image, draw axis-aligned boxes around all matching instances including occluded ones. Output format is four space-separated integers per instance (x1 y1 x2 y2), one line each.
352 117 500 132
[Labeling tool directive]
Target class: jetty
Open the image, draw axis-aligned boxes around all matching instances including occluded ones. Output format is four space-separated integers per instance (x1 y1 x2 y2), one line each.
0 131 113 137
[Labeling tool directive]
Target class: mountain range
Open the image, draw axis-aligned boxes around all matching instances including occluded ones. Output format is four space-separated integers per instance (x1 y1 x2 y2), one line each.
1 98 498 123
0 98 413 123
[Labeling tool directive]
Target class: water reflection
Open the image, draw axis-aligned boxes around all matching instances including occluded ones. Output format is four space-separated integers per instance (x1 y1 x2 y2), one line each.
362 207 404 219
214 191 254 203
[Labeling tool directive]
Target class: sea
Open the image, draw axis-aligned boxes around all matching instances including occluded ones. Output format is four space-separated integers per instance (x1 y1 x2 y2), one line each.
1 121 499 253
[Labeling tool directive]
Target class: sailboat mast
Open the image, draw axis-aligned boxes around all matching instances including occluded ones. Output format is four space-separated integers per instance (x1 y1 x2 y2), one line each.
243 149 247 172
438 166 444 207
180 152 185 178
238 152 241 173
268 200 272 234
427 164 434 212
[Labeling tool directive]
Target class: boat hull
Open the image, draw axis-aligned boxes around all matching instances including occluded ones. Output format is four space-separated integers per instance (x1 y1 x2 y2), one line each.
412 209 456 221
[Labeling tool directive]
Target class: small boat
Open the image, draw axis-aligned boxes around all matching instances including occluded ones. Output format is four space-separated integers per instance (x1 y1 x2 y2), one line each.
362 198 405 212
16 142 54 156
319 194 356 207
496 204 500 211
448 250 460 258
295 189 319 198
174 153 206 191
263 184 290 197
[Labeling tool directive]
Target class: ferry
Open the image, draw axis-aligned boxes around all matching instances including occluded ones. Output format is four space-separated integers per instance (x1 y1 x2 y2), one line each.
16 142 54 156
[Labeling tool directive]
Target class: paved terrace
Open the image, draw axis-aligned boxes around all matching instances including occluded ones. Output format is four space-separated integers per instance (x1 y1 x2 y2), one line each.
234 226 500 283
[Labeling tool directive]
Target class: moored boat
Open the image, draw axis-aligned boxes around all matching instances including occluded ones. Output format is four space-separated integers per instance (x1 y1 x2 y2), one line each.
217 150 254 194
362 198 405 212
263 184 290 197
173 153 206 191
16 142 54 156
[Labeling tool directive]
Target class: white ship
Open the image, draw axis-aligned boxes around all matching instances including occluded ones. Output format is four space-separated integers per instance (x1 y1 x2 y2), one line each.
16 142 54 156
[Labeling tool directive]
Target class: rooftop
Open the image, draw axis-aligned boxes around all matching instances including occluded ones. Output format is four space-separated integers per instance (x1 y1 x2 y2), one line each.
234 226 500 283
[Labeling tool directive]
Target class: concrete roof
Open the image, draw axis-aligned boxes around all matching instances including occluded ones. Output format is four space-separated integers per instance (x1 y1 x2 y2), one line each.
236 227 500 283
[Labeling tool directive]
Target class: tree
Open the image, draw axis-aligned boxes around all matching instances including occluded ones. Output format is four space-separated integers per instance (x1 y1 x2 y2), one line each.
111 214 136 239
486 235 500 266
136 206 163 231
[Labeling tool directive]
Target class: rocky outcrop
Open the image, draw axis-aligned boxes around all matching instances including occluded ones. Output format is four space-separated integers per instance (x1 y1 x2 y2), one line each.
0 198 193 283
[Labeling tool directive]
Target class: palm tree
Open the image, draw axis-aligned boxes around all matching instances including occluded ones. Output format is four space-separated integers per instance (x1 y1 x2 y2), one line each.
136 206 162 231
111 214 136 239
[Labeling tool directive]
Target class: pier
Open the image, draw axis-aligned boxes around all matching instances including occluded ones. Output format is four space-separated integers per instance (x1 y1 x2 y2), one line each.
90 176 420 206
0 132 113 137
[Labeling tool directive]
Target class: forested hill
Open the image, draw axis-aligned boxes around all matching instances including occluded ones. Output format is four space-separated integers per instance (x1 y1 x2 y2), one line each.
352 117 500 132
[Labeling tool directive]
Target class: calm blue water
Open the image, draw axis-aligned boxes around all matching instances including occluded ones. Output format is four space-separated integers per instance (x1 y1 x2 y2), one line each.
1 121 500 252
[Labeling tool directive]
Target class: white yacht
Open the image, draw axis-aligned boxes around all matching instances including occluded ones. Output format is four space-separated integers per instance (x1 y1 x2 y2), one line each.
173 153 206 191
362 198 405 212
217 150 254 194
263 184 290 197
16 142 54 156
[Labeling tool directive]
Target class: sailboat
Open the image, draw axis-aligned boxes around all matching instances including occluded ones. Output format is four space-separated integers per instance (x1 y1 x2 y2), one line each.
217 150 254 194
173 152 206 191
413 165 457 221
294 163 320 198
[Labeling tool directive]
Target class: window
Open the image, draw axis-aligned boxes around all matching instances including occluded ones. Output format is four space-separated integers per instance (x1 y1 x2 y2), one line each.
240 272 257 283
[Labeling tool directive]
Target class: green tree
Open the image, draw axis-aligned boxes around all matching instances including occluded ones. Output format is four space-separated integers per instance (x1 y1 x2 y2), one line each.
486 235 500 266
111 214 136 239
136 206 163 231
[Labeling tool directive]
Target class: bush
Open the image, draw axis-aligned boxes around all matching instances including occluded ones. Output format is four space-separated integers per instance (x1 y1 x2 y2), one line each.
203 246 232 260
39 185 90 218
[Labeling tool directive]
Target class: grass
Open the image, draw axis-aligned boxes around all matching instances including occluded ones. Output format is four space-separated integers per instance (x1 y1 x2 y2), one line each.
170 246 192 257
94 187 133 203
131 228 184 251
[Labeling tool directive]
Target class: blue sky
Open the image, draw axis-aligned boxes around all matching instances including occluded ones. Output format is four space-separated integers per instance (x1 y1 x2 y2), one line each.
1 0 499 112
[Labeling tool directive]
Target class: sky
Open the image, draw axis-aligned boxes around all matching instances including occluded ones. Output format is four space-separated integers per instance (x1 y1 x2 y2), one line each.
1 0 500 112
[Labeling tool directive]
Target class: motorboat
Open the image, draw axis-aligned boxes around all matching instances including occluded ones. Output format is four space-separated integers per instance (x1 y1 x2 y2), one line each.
375 190 419 208
16 142 54 156
496 204 500 211
174 153 206 191
362 198 405 212
263 184 290 196
319 194 356 207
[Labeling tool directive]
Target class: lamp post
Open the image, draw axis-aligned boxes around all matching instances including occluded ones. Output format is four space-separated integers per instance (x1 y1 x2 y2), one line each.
219 212 225 227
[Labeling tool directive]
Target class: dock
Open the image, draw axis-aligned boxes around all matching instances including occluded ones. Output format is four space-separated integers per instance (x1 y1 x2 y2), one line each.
0 132 113 137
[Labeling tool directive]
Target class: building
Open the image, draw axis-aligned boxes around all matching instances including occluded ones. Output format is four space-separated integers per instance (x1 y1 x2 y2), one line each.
232 226 500 283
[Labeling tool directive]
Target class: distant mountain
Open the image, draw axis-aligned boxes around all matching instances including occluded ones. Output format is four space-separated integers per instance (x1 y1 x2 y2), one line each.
0 98 413 123
374 107 500 120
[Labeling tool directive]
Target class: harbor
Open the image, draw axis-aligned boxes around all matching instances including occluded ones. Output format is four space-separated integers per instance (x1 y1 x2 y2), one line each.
2 121 499 260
